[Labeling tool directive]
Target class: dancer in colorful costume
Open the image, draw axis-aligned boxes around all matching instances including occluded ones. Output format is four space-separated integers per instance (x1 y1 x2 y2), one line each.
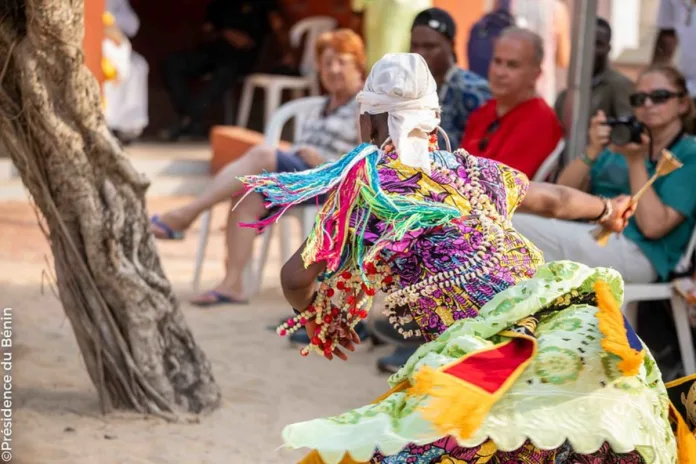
239 54 696 463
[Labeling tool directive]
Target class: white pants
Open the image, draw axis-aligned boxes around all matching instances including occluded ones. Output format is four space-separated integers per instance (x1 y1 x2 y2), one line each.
512 213 658 284
104 51 149 136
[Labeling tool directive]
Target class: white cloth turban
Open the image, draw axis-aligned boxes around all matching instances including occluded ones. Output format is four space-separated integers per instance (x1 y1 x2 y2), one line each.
356 53 440 174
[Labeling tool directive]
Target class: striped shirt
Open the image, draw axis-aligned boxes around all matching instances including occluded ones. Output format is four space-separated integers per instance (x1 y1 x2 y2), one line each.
292 97 360 163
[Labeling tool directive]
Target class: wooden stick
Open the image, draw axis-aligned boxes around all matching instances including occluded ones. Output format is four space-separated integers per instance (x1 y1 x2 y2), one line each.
590 149 683 246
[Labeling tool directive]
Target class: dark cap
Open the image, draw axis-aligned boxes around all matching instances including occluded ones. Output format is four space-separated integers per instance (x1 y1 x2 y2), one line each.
412 8 456 42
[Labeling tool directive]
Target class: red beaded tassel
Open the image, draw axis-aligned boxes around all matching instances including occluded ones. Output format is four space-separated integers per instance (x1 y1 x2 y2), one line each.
276 259 394 358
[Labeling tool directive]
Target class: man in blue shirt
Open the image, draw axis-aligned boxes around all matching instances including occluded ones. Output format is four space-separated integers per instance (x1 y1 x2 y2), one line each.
410 8 492 148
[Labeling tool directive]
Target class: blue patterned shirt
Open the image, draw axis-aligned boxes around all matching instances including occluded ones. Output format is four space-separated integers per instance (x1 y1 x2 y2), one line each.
438 67 492 149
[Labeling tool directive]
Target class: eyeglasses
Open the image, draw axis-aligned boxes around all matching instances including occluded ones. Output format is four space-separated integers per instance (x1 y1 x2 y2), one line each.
629 89 686 108
478 120 500 152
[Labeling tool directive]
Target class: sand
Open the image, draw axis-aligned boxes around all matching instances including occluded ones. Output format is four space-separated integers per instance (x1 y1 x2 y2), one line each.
0 198 391 464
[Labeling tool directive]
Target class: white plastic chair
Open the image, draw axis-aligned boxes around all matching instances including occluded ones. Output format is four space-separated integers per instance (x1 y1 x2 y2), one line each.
235 17 337 128
532 139 565 182
192 96 326 294
622 226 696 375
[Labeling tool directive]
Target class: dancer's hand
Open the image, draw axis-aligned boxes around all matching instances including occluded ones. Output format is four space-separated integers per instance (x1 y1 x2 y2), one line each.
305 319 359 361
602 195 636 233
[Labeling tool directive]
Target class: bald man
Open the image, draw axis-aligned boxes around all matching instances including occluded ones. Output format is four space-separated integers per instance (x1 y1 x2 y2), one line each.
460 26 563 179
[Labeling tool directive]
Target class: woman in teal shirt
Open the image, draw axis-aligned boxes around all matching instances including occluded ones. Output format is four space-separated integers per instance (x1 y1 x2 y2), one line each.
514 64 696 283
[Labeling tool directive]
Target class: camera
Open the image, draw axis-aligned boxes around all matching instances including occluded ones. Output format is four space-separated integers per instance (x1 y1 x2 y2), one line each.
605 116 645 145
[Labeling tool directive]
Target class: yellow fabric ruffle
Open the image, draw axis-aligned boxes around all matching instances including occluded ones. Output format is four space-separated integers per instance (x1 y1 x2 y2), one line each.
594 281 644 376
669 402 696 463
408 333 537 440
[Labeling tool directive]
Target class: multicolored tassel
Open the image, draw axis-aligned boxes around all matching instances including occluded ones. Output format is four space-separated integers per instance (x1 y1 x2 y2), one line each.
237 143 462 280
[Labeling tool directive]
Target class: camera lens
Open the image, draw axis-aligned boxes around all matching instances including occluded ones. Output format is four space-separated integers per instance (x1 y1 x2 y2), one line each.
610 125 632 145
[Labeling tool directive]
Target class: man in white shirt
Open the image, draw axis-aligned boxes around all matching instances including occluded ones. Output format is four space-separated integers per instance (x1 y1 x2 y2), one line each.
104 0 149 143
653 0 696 98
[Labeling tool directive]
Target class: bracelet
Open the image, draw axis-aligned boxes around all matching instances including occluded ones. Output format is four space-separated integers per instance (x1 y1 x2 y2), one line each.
590 197 613 224
580 152 596 167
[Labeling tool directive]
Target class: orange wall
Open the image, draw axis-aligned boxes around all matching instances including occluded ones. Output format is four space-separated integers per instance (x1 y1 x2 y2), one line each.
434 0 485 69
83 0 105 84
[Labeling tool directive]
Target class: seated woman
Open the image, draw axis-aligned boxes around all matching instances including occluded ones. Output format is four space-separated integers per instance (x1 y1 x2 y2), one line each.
150 29 365 306
514 64 696 284
239 54 695 463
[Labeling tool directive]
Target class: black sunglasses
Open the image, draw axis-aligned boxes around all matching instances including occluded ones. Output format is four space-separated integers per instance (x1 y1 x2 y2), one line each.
629 89 686 108
478 120 500 152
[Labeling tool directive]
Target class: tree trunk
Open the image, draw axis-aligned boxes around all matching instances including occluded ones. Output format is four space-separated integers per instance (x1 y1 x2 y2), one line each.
0 1 221 416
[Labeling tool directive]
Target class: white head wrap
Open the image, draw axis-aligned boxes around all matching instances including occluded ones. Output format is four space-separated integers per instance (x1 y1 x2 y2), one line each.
356 53 440 174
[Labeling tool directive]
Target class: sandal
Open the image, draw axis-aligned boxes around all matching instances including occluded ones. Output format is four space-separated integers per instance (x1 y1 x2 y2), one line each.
150 215 185 240
190 290 248 307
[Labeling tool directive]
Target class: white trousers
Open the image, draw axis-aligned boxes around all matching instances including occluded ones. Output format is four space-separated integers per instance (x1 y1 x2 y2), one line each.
104 51 149 136
512 213 657 284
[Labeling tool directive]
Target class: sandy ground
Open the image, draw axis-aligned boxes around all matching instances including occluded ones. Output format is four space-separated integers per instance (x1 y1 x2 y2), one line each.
0 197 391 464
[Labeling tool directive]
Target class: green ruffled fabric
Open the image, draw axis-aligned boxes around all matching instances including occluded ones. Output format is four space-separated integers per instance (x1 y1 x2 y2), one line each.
281 261 678 464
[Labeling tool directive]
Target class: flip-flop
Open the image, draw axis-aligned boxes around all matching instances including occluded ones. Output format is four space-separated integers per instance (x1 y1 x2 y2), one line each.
150 214 185 240
190 290 248 307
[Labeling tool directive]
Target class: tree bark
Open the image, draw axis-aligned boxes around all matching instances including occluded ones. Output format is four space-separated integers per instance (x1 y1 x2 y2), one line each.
0 1 221 416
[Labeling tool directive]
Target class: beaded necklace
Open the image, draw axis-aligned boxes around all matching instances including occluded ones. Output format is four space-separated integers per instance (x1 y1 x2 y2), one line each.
381 147 536 339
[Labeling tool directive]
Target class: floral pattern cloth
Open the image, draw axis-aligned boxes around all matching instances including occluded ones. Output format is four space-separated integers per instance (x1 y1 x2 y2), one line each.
287 263 676 464
373 439 642 463
283 148 678 463
364 148 542 340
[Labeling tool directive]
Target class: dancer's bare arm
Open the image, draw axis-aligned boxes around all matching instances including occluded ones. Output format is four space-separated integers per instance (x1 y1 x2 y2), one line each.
281 240 326 311
280 242 358 361
519 182 634 233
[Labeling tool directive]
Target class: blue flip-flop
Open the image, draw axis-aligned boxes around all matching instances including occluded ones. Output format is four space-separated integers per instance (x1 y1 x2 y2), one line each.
150 215 185 240
190 290 248 307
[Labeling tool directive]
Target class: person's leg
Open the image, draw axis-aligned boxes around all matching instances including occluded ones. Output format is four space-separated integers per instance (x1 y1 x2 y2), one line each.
187 49 255 128
188 61 237 126
512 213 658 283
151 145 278 238
191 191 266 305
190 150 322 304
161 49 214 139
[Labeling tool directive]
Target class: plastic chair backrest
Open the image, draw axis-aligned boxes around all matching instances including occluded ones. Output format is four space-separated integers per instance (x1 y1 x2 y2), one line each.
675 224 696 275
263 96 326 146
290 16 338 77
532 138 565 182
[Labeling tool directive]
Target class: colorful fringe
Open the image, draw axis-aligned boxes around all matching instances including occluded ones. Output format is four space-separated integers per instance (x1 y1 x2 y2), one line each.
238 143 462 278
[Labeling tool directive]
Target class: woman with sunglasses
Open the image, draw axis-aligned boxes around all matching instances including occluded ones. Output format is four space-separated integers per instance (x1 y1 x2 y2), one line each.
514 64 696 285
